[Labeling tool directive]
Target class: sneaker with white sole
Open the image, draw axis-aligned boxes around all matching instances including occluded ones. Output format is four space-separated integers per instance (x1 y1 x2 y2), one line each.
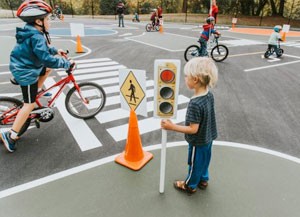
1 131 16 153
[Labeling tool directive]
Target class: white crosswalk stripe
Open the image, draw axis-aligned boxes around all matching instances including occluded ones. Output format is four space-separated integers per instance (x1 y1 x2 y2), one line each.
61 58 189 144
1 58 189 151
282 41 300 48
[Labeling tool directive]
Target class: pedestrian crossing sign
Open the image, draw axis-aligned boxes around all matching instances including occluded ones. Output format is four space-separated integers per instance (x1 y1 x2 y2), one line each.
119 69 147 117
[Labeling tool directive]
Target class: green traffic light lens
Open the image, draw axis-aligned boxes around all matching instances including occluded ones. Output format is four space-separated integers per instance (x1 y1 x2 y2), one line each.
160 70 175 83
159 102 173 114
160 87 174 99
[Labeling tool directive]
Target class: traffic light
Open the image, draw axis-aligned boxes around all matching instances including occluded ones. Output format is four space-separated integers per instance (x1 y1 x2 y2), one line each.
154 60 181 119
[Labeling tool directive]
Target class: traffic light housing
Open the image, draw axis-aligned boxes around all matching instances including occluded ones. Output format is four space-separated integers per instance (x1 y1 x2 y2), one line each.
154 60 181 119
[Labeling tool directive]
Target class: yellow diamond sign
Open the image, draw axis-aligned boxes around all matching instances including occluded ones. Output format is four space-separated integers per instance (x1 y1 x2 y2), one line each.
120 70 145 111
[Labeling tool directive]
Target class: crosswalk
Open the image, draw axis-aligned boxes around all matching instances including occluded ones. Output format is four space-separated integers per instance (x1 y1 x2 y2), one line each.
53 58 189 151
282 41 300 48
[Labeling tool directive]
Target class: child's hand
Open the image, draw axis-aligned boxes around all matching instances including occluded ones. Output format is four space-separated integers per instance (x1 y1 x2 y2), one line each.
161 119 174 130
57 49 66 56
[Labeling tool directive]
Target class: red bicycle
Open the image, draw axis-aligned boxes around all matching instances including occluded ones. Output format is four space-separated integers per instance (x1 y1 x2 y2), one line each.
0 52 106 137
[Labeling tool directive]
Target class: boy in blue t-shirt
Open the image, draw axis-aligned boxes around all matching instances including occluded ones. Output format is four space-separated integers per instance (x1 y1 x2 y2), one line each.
267 25 283 57
161 57 218 195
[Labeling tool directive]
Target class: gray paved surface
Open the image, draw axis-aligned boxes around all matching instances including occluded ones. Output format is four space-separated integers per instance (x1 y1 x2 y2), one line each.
1 143 300 217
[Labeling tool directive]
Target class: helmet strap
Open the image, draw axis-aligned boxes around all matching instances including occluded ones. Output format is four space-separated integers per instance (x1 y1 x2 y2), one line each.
35 18 51 44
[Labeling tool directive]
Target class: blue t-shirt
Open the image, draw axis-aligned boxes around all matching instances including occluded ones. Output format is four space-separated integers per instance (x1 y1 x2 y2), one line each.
185 91 217 146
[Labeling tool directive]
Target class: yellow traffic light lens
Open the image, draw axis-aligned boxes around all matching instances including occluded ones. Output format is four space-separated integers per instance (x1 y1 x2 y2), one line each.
160 87 174 99
160 70 175 83
159 102 173 114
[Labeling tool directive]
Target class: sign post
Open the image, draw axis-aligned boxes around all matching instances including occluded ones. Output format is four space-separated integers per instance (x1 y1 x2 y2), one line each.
154 59 181 193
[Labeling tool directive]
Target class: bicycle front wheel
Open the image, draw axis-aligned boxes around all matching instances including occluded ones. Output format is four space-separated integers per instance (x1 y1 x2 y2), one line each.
184 45 200 62
211 45 229 62
65 82 106 119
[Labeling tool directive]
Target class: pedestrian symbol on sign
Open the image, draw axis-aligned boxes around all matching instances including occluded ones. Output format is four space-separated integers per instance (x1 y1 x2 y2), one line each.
120 70 146 116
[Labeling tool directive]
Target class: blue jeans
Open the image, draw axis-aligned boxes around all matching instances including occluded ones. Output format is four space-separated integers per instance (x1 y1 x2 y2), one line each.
199 38 208 56
185 142 213 189
118 14 124 27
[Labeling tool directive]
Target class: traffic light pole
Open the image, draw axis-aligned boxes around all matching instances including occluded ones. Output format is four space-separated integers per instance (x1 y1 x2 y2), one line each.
159 128 167 193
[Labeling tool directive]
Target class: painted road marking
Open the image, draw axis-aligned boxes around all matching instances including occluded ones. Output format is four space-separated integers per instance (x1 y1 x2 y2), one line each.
57 65 126 76
96 95 189 123
76 61 119 69
244 59 300 72
75 58 112 64
1 140 299 199
44 78 102 151
107 109 187 142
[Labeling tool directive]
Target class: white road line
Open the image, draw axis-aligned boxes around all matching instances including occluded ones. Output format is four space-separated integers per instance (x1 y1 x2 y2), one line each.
44 78 102 151
283 54 300 59
76 61 119 69
74 71 119 81
0 82 10 85
0 71 10 75
0 93 21 97
103 88 153 107
244 60 300 72
0 140 299 199
73 58 111 64
94 77 119 86
57 65 126 76
96 95 189 124
107 109 187 141
103 80 154 95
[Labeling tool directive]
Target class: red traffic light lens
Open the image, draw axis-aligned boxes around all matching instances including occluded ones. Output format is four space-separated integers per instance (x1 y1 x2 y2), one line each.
160 70 175 83
159 102 173 114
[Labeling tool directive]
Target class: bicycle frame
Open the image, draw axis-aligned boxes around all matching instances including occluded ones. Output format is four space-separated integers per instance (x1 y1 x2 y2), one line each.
1 70 87 125
36 72 86 108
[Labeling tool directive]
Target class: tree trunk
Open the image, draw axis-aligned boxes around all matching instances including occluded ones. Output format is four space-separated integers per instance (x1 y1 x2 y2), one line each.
255 0 268 16
182 0 187 13
278 0 285 16
269 0 278 15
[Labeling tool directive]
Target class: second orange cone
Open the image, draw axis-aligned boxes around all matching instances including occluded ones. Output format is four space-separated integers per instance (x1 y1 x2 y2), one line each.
115 109 153 171
76 35 84 53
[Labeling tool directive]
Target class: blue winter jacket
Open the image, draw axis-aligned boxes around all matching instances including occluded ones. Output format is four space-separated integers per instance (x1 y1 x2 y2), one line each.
10 24 71 86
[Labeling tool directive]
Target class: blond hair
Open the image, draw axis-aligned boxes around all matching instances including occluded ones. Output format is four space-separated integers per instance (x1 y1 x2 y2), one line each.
184 57 218 88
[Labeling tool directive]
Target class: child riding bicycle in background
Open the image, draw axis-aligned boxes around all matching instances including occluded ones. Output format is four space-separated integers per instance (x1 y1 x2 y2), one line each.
199 16 220 57
1 0 74 153
267 25 283 57
54 5 62 18
150 9 157 28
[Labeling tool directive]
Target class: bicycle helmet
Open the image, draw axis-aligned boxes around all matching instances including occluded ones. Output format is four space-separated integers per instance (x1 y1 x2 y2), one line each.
17 0 52 24
206 16 215 24
274 25 282 33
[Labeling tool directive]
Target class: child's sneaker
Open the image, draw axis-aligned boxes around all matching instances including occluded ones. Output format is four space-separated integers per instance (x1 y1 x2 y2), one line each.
198 181 208 190
38 89 52 98
1 131 16 153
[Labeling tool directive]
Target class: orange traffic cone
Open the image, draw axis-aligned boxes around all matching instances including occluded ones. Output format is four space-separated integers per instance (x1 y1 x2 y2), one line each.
76 35 84 53
281 32 286 42
115 109 153 171
159 25 164 33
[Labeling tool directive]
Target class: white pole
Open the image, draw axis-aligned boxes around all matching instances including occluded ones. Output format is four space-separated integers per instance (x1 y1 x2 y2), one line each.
208 0 213 50
159 128 167 193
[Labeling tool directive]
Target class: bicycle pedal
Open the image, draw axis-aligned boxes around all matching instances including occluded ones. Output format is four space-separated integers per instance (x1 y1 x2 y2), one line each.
35 120 40 128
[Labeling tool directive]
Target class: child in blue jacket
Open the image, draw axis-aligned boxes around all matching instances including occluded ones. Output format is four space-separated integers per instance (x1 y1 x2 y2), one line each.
1 0 74 153
199 17 220 56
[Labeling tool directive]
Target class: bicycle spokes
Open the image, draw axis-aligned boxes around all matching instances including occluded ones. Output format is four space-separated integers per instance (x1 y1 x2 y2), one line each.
65 82 106 119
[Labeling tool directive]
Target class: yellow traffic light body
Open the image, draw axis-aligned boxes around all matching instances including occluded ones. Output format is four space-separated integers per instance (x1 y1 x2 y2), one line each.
154 60 181 119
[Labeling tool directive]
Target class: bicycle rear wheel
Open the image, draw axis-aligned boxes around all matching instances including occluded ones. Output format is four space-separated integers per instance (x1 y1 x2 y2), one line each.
184 45 200 62
65 82 106 119
0 97 31 137
146 24 152 32
211 45 229 62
